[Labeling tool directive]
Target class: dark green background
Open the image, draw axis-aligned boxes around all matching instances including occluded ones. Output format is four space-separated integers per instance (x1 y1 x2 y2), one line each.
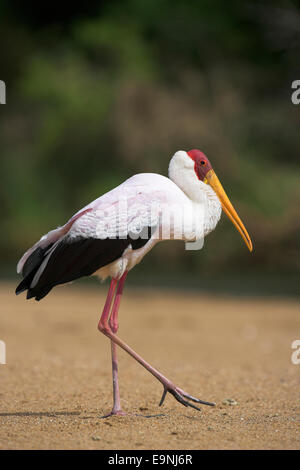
1 1 300 295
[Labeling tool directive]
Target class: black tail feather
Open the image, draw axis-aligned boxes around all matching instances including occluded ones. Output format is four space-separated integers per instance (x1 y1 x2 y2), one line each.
16 277 32 295
16 244 54 299
26 285 53 300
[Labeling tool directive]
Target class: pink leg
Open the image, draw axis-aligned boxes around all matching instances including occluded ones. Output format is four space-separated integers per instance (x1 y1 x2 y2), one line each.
107 271 128 416
98 274 215 412
98 278 119 417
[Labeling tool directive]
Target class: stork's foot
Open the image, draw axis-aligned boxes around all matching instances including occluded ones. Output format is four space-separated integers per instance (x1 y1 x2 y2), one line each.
159 385 216 411
101 409 127 418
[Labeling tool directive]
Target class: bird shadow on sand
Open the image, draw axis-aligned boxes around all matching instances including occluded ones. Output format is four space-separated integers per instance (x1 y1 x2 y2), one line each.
0 410 166 419
0 411 81 418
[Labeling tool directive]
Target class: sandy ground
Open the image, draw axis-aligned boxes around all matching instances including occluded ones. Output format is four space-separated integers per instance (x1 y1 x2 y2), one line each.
0 281 299 450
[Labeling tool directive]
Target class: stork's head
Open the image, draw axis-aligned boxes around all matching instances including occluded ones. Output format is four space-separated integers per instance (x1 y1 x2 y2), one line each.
168 149 253 252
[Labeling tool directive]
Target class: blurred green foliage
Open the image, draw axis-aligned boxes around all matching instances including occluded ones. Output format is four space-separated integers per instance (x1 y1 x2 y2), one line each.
1 1 300 289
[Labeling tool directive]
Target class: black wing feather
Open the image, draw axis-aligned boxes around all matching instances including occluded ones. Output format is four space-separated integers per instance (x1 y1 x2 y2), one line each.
16 227 155 301
16 244 54 295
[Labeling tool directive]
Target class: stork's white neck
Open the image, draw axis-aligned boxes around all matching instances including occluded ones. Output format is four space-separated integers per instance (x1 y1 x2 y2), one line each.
168 150 222 236
168 151 208 203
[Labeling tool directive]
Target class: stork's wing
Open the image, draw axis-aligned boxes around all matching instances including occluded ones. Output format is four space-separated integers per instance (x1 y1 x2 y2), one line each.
16 207 94 276
16 190 162 301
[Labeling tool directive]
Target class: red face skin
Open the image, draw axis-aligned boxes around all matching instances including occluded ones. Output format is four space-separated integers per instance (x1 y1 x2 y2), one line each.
187 149 213 181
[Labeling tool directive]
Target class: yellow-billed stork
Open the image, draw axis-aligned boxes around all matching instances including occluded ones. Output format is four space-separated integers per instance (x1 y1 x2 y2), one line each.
16 149 252 416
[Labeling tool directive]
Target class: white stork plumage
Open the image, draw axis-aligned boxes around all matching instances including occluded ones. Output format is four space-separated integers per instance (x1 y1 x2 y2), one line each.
16 149 252 415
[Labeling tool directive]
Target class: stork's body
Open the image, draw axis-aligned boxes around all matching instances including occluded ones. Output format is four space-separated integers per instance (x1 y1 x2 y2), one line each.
16 150 252 415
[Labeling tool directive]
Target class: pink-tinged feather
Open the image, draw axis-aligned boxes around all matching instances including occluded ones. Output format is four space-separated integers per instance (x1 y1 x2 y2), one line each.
16 208 93 275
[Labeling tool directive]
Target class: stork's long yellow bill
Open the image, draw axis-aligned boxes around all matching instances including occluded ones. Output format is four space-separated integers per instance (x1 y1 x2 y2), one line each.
204 169 253 252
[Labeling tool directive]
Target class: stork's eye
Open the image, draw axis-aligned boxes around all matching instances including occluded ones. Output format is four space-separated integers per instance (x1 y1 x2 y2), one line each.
200 160 206 165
